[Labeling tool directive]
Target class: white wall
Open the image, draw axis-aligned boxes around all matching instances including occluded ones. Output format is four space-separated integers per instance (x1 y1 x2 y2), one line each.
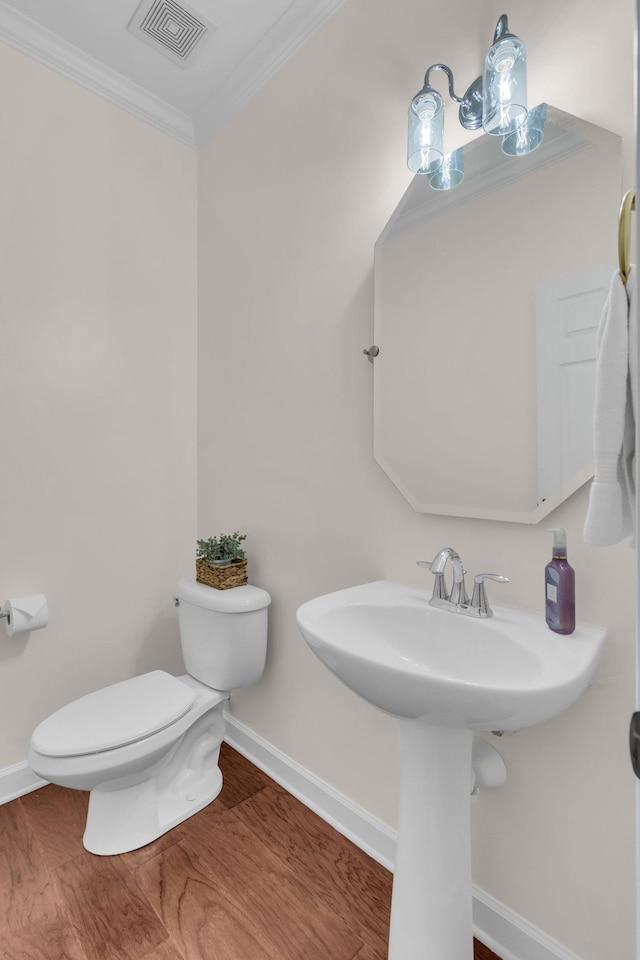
197 1 636 957
0 43 198 766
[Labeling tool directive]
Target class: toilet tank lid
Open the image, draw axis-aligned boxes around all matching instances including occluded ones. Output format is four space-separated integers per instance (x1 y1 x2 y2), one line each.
31 671 196 758
177 577 271 612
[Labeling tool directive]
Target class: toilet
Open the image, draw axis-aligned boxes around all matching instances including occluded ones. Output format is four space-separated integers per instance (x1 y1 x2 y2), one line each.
28 577 270 856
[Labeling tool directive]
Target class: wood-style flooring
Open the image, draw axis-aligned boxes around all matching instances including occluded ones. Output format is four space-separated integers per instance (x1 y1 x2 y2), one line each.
1 743 502 960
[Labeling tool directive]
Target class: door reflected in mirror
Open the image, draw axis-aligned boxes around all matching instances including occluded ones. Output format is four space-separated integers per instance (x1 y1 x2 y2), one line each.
373 105 621 522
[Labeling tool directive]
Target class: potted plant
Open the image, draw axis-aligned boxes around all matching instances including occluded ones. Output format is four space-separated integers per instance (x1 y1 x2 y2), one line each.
196 532 248 590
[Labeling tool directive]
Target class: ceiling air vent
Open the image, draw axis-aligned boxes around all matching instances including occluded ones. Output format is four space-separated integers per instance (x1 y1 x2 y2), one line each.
128 0 214 66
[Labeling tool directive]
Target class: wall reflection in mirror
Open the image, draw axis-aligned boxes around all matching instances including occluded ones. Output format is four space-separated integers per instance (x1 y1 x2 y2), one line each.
373 105 621 522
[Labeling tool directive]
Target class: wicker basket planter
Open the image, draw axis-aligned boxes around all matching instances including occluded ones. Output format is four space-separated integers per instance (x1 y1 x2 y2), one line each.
196 557 248 591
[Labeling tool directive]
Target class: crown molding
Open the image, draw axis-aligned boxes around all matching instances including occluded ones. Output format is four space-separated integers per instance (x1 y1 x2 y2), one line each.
0 2 196 147
193 0 346 147
0 0 346 150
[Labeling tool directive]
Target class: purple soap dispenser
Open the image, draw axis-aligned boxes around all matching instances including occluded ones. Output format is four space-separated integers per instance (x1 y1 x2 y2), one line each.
545 527 575 635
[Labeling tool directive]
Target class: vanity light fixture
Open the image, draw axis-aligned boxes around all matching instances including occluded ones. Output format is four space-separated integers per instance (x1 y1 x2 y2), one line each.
407 14 541 187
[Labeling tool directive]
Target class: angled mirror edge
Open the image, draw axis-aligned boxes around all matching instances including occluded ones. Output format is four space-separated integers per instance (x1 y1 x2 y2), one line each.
373 438 595 523
373 106 621 523
378 105 622 246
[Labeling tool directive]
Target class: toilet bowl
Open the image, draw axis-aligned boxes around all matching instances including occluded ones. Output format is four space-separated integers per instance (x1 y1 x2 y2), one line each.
28 578 270 856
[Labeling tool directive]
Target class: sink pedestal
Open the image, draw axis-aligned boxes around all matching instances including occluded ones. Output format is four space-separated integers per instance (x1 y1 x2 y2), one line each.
388 721 474 960
297 580 606 958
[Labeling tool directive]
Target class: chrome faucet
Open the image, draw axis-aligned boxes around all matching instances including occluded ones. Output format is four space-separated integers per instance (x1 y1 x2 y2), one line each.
418 547 470 605
417 548 509 618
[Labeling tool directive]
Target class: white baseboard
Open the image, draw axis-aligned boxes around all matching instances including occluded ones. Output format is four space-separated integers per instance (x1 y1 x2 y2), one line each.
1 719 585 960
224 713 584 960
225 710 397 870
471 887 583 960
0 760 47 804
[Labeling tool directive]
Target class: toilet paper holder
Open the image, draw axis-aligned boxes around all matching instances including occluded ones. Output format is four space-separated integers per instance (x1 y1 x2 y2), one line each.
1 594 49 635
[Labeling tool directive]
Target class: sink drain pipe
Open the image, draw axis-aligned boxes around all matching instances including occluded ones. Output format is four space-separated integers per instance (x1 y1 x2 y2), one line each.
471 737 507 796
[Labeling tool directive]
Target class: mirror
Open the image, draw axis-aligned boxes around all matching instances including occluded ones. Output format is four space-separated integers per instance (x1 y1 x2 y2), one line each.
373 105 621 523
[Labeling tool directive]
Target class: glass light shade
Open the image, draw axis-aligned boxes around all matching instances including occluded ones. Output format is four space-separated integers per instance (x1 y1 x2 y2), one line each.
482 34 527 137
429 148 464 190
501 103 546 156
407 88 445 175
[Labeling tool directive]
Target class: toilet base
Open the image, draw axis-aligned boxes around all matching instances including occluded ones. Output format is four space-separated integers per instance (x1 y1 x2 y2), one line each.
83 707 225 856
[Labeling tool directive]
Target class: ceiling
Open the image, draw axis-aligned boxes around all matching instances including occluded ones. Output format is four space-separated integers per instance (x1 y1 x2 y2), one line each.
0 0 345 147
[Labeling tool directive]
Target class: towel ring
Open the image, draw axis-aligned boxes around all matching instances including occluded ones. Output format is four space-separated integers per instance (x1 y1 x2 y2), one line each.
618 187 635 285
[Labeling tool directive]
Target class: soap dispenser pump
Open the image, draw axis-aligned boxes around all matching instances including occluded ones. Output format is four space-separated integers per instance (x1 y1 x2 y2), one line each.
545 527 575 635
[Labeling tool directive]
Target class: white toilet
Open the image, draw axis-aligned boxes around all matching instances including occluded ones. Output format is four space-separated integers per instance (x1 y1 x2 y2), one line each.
28 577 270 856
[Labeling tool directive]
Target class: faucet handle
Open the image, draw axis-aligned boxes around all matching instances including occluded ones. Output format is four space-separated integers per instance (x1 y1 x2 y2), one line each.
416 561 433 569
471 574 510 618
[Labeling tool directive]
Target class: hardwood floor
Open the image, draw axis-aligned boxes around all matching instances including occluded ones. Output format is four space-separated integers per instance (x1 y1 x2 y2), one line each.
1 743 502 960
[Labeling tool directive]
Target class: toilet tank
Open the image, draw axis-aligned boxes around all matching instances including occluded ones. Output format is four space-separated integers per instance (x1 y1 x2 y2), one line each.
176 578 271 691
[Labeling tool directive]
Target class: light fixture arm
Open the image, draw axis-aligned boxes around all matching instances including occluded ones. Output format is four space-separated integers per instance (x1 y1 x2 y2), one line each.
420 61 484 131
422 63 466 105
417 14 521 134
492 14 512 43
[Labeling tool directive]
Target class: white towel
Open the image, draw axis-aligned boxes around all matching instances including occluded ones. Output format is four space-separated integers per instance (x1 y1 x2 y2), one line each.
584 266 636 547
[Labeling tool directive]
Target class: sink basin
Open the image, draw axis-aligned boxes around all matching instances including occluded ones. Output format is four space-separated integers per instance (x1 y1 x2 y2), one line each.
297 579 605 960
296 579 605 731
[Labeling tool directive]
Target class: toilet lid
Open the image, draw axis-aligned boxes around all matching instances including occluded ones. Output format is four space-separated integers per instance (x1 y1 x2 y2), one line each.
31 671 196 758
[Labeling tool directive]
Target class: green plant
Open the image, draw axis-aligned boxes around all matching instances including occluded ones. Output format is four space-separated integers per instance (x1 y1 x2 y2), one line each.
196 532 247 565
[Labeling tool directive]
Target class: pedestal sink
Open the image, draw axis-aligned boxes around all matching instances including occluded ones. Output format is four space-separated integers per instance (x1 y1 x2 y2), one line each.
296 580 605 960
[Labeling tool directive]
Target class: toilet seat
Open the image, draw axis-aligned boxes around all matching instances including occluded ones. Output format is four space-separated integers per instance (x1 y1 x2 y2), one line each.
31 670 196 758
